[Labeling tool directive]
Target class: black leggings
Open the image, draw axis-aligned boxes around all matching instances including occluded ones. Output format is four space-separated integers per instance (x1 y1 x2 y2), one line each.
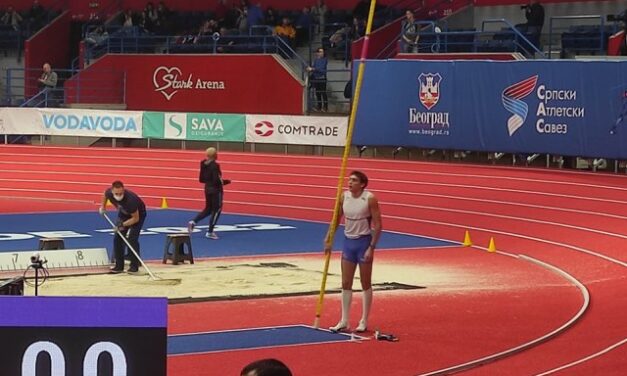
113 219 144 269
193 190 223 232
313 80 328 111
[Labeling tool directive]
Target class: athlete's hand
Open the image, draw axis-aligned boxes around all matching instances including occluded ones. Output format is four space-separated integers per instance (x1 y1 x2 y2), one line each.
362 247 374 263
98 206 105 215
323 243 332 255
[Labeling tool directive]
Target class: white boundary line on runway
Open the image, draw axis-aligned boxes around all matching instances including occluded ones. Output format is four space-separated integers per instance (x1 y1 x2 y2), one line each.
416 254 590 376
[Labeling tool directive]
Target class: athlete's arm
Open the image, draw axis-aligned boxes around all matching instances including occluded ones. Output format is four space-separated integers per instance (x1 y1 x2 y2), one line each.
368 194 382 248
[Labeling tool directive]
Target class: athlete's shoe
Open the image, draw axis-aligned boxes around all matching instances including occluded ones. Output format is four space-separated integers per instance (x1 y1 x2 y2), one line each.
187 221 195 234
355 319 367 333
205 232 219 240
329 321 349 332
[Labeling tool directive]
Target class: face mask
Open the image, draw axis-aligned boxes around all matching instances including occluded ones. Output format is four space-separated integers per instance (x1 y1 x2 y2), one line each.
113 194 124 201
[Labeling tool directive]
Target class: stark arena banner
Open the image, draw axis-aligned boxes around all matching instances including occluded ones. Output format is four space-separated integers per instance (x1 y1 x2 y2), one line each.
353 59 627 159
66 54 305 115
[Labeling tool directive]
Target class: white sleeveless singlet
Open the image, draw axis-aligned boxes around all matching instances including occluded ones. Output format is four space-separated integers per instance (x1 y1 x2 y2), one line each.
343 190 372 239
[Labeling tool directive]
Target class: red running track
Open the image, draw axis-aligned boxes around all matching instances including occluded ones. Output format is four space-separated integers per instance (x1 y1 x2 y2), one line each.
0 145 625 376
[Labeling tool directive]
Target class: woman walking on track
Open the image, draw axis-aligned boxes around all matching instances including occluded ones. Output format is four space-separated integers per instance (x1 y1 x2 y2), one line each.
324 170 382 332
188 147 230 239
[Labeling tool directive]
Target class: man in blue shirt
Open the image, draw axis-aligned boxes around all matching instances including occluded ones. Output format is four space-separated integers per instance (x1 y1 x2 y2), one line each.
100 181 147 273
307 47 328 112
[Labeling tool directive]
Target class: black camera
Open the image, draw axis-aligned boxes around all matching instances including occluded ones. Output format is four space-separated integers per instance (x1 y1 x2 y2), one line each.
30 253 47 268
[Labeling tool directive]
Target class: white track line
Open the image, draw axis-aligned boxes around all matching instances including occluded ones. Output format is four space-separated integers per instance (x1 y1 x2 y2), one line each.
2 164 626 205
0 145 627 179
3 172 626 219
417 254 590 376
533 338 627 375
0 153 627 191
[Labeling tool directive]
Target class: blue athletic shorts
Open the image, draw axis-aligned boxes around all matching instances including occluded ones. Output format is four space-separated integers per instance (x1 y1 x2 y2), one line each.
342 235 372 264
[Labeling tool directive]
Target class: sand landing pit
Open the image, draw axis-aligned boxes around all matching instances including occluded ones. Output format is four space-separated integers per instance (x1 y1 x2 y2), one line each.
23 256 426 301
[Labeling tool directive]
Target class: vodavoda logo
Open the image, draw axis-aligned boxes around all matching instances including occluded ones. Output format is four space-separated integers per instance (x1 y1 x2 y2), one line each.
503 75 584 136
42 114 137 132
502 75 538 136
164 113 187 139
153 66 226 101
255 121 274 137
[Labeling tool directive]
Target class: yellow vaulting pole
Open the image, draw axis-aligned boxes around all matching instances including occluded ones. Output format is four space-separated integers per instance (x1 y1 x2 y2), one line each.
314 0 378 329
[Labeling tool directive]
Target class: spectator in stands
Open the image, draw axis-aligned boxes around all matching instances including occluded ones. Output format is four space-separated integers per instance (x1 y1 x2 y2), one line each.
236 5 248 34
401 9 420 53
27 0 45 31
329 24 349 49
351 16 365 40
156 1 171 34
522 0 544 35
274 17 296 47
216 26 236 53
195 19 219 43
37 63 58 106
122 9 134 28
307 47 328 112
311 0 327 33
142 2 158 32
38 63 57 91
85 25 109 47
265 7 277 27
1 6 23 31
352 0 369 21
247 1 264 33
240 358 292 376
295 7 313 46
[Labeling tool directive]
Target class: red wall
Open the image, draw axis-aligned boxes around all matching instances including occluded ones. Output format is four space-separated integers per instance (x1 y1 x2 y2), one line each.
67 54 304 114
24 10 72 97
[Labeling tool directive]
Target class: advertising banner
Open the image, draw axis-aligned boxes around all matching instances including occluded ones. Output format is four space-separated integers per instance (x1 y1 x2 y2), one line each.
353 59 627 159
143 112 245 141
70 55 304 115
0 107 143 138
246 115 347 146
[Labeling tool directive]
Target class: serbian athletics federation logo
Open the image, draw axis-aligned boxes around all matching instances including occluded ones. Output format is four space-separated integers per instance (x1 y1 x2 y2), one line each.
502 75 538 136
418 73 442 110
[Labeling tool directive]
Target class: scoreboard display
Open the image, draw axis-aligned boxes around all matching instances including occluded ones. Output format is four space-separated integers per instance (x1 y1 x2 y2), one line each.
0 296 167 376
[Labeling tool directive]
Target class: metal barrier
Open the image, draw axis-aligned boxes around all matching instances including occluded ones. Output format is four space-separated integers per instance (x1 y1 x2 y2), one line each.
4 68 126 108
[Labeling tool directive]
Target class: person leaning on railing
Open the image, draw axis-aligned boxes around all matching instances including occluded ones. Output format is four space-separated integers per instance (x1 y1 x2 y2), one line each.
401 9 420 53
38 63 57 91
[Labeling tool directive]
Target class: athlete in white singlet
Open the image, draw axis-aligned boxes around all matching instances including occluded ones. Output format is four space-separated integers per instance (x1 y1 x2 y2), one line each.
324 170 382 333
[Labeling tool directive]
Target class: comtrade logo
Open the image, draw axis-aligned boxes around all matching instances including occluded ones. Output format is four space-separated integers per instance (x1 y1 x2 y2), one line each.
502 75 538 136
418 73 442 110
254 121 274 137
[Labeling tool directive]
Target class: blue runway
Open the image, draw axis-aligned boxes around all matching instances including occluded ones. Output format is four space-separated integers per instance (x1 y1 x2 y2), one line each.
168 325 353 355
0 209 454 259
